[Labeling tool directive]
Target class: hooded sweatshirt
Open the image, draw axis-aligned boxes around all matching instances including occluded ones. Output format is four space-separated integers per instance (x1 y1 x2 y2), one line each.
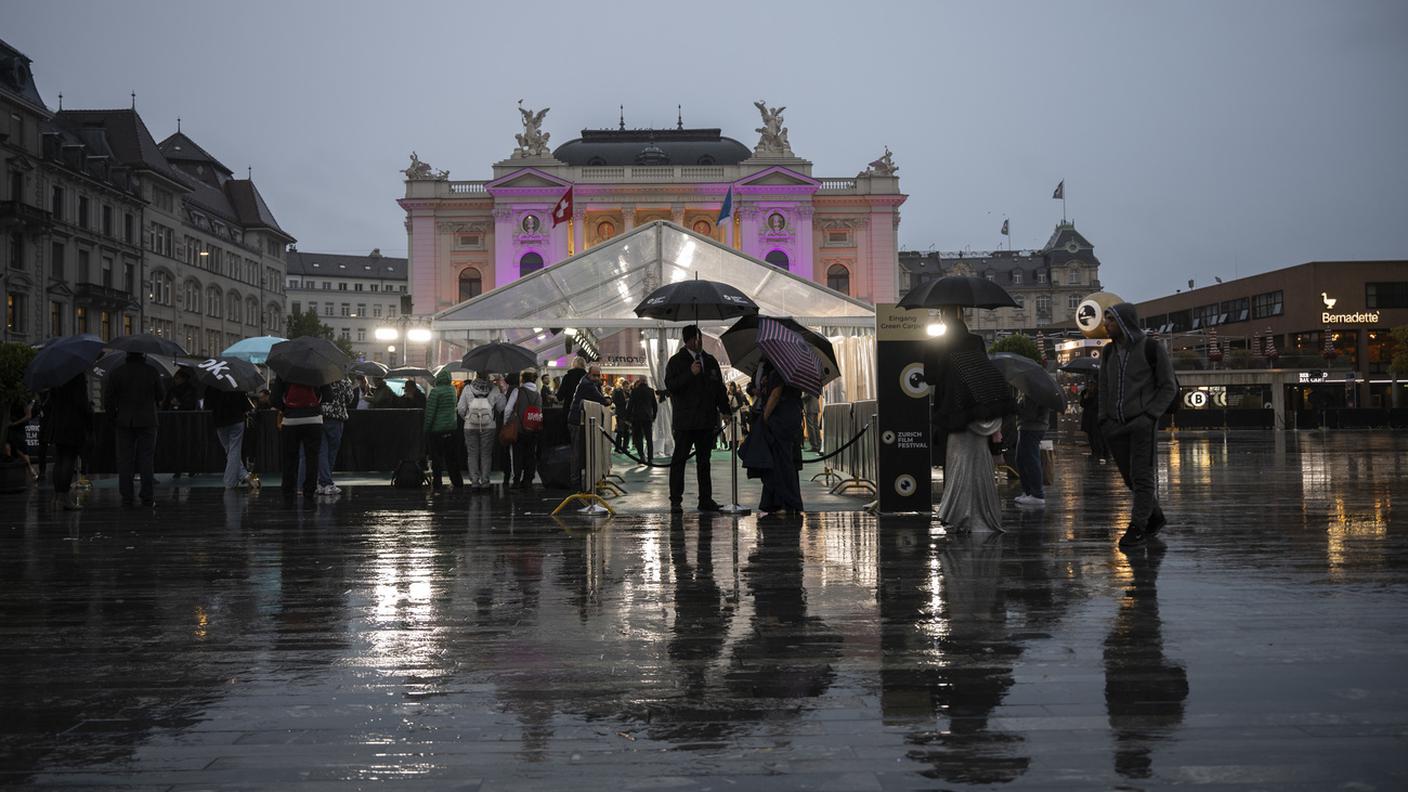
423 369 459 434
1097 302 1178 430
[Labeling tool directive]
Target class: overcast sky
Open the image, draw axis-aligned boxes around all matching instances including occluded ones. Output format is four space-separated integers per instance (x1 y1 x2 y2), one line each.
6 0 1406 301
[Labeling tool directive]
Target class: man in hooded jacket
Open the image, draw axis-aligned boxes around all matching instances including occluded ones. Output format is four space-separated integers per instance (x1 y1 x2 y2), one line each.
1098 303 1178 547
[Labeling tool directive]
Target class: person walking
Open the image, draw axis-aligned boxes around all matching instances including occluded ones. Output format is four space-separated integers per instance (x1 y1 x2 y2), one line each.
1013 393 1051 508
665 325 731 514
1099 303 1178 547
272 378 328 500
208 387 256 490
924 308 1016 533
611 379 631 453
103 352 166 507
457 372 501 490
44 373 92 510
507 368 543 489
567 364 610 491
803 392 823 453
627 377 658 462
421 368 463 491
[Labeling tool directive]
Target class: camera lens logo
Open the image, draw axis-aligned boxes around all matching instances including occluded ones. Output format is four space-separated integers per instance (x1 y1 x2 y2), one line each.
900 362 929 399
894 474 917 497
1076 299 1103 333
881 430 896 445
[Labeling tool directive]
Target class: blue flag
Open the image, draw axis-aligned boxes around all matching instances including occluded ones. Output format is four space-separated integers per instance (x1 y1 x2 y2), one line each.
716 185 734 224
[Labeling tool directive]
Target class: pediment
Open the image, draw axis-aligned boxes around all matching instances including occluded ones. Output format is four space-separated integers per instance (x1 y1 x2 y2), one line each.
737 166 820 189
486 167 572 190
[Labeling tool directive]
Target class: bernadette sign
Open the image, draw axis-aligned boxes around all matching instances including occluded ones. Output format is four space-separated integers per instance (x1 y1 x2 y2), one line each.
1323 311 1380 324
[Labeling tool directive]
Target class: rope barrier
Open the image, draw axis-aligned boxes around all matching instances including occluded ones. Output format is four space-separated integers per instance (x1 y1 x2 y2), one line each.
597 428 696 468
596 421 868 469
800 423 871 464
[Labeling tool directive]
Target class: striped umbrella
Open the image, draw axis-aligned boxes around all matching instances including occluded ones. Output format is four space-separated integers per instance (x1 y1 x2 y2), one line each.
757 317 823 396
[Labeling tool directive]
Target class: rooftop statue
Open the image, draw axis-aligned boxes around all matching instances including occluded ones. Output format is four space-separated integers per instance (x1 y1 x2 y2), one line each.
862 146 898 176
513 102 552 158
752 100 793 156
403 151 448 181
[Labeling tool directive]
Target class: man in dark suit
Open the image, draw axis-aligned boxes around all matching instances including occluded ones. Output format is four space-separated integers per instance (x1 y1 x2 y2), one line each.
103 352 166 507
665 325 731 513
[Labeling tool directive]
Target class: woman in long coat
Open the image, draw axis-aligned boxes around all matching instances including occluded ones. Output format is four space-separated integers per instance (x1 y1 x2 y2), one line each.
741 358 805 515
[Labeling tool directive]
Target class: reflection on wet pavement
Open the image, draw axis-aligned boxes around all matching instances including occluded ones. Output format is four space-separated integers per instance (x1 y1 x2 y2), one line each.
1 432 1406 789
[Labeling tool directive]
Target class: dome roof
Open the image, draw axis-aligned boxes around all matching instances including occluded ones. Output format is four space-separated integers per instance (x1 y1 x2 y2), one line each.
554 127 751 167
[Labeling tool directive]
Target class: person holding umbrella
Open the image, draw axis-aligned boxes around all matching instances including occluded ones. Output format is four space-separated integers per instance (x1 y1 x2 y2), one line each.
266 336 349 500
665 325 731 514
207 385 255 490
103 352 167 507
44 372 92 510
742 357 805 515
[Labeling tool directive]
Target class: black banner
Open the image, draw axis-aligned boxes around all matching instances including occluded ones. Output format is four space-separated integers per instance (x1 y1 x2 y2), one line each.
875 304 932 513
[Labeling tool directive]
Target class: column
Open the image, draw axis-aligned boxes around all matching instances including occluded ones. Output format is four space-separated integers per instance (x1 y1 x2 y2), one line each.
491 206 513 289
794 205 815 284
622 205 636 232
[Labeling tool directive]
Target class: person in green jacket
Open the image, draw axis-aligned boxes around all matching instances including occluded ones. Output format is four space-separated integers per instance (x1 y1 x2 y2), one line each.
423 369 463 490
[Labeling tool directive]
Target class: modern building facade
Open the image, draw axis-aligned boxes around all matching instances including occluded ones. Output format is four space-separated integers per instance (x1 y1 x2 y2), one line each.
285 248 408 363
1134 260 1408 409
399 104 906 328
897 222 1102 341
1 37 292 353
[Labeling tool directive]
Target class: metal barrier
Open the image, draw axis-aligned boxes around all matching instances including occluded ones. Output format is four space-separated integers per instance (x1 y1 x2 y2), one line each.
821 400 877 497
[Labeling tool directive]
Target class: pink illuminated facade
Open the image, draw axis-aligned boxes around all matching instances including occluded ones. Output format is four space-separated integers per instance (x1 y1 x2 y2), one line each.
398 112 905 319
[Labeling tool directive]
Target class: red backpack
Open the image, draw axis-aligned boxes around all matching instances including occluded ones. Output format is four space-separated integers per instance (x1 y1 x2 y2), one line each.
523 404 543 432
283 383 321 410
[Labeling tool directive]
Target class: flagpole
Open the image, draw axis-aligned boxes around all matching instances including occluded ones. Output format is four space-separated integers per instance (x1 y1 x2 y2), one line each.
1063 180 1068 223
567 216 575 256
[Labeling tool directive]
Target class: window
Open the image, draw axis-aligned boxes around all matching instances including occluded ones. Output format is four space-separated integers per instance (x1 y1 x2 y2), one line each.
1366 282 1408 309
340 303 350 317
228 292 241 321
8 232 22 269
322 281 331 290
458 268 482 302
291 301 302 315
519 252 544 275
150 223 173 257
373 305 382 318
826 264 850 295
50 242 64 279
50 301 63 337
78 249 90 283
1011 269 1022 285
825 229 851 246
1252 290 1283 319
101 256 113 287
124 213 134 243
50 186 64 220
124 262 135 295
207 286 223 318
338 282 348 291
1220 297 1250 323
151 271 172 305
340 327 351 341
287 279 300 289
458 233 482 248
102 205 113 237
1036 295 1051 316
5 292 24 333
247 298 259 326
323 303 333 317
183 280 202 313
1036 269 1047 284
370 284 379 292
153 187 173 212
75 306 88 333
205 329 221 356
100 311 112 341
1067 294 1080 310
357 328 366 342
764 250 789 269
78 195 90 229
355 303 365 317
387 304 397 318
400 285 406 293
354 282 363 292
123 314 134 335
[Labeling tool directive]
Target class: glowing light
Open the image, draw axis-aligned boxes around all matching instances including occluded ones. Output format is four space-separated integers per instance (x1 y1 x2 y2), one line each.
927 323 947 337
374 327 399 341
407 328 433 343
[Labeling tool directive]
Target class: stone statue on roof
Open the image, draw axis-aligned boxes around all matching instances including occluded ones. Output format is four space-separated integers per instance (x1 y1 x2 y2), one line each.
862 146 898 176
752 100 793 156
513 102 552 158
403 151 448 181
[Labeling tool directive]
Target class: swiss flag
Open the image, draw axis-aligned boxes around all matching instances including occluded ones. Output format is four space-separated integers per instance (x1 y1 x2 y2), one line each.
551 186 573 227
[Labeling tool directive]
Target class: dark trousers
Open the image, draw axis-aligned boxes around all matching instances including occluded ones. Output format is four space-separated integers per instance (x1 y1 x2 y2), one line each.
669 429 716 506
569 425 583 490
429 431 464 488
52 442 80 495
1105 419 1163 531
631 419 654 462
515 431 539 485
614 418 630 452
280 422 321 496
1016 429 1045 498
115 426 157 503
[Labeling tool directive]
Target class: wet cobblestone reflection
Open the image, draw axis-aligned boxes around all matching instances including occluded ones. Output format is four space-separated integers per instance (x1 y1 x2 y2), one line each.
2 432 1406 789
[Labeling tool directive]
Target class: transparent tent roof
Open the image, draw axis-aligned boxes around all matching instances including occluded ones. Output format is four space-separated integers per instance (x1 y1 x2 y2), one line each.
432 221 876 333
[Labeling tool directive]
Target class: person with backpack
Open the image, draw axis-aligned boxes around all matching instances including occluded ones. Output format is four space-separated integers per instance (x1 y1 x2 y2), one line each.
272 378 331 500
423 368 464 491
457 372 502 490
1099 303 1179 548
505 368 544 489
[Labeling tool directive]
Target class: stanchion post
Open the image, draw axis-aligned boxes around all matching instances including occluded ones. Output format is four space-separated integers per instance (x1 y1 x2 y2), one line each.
720 413 750 515
579 416 610 516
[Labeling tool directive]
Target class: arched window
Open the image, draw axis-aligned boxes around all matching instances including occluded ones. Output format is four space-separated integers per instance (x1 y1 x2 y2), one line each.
150 270 173 305
458 267 482 302
826 263 850 295
587 156 606 166
227 290 242 322
519 252 543 276
207 286 223 318
764 250 789 269
246 297 259 327
183 279 202 314
696 154 716 166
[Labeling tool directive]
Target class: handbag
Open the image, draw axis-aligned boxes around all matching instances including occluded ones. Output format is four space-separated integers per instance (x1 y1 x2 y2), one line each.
499 415 519 445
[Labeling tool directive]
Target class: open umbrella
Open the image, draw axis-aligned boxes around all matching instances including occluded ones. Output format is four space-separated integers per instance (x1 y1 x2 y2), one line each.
989 352 1065 410
23 334 105 391
633 278 759 322
266 337 350 386
109 332 187 358
897 275 1018 310
721 315 839 386
92 350 178 382
350 360 389 378
461 342 536 374
191 357 264 393
386 366 434 380
222 335 288 365
1059 357 1101 375
756 317 824 396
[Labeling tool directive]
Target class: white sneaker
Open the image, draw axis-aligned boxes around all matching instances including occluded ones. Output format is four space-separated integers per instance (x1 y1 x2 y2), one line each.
1015 495 1046 508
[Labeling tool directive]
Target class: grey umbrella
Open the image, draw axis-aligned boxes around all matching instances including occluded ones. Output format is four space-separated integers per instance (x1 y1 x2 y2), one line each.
633 278 759 322
989 352 1065 410
23 334 105 391
191 357 265 393
1059 356 1101 375
897 275 1018 310
108 332 188 358
461 342 536 374
266 337 351 386
92 351 178 382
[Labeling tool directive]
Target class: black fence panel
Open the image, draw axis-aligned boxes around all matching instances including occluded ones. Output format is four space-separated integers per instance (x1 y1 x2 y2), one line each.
1225 409 1275 429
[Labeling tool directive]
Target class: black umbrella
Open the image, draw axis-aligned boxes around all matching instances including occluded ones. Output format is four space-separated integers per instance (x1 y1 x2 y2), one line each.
92 350 178 382
1059 357 1101 375
897 275 1018 310
108 332 188 357
191 357 265 393
266 337 350 386
350 360 389 378
461 342 536 374
23 334 105 391
989 352 1065 411
434 360 471 376
720 315 840 385
633 278 759 322
386 366 435 380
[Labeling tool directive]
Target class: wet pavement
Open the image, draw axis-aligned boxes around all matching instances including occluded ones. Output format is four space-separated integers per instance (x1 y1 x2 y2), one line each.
2 432 1406 790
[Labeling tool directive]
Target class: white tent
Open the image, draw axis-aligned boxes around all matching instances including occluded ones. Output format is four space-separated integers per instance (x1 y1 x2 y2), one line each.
432 220 876 452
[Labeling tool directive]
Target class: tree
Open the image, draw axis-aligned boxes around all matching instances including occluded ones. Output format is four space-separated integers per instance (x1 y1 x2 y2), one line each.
0 342 37 453
1389 326 1408 379
285 309 356 360
988 333 1041 363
